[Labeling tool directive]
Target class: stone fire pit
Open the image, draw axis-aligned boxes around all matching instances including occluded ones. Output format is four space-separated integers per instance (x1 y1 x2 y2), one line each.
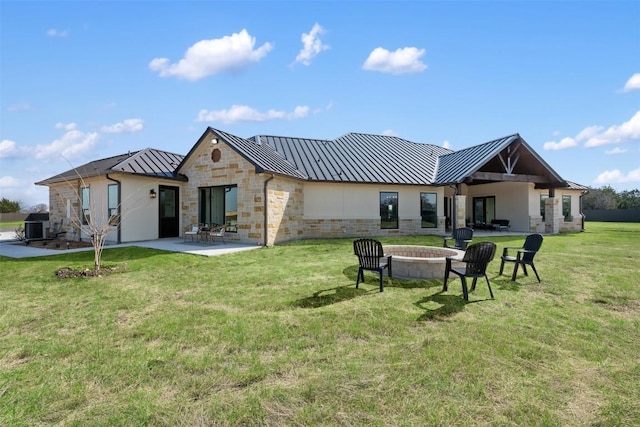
383 245 465 279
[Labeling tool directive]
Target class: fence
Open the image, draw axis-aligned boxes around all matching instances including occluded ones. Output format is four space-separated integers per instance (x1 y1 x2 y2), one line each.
583 208 640 223
0 213 29 223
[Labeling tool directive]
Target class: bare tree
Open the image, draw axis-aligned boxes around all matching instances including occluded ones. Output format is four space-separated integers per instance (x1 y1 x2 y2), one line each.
52 160 153 271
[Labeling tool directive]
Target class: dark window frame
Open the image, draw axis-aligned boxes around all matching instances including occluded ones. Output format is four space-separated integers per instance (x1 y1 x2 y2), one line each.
380 192 399 230
420 192 437 228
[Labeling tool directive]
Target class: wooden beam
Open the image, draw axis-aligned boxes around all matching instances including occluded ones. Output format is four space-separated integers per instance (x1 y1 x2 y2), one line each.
469 171 548 183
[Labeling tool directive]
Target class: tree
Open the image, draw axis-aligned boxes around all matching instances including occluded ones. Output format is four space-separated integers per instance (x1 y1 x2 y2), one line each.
0 197 21 213
53 160 152 271
617 189 640 209
582 186 617 210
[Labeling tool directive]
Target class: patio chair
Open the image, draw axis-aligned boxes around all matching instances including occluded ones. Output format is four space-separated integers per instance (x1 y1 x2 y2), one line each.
499 233 543 282
353 238 392 292
443 241 497 300
184 224 200 242
443 227 474 250
209 225 226 244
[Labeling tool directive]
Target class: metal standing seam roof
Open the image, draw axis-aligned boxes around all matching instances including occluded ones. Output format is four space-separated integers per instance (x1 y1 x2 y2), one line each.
253 132 453 185
35 148 186 185
434 134 520 184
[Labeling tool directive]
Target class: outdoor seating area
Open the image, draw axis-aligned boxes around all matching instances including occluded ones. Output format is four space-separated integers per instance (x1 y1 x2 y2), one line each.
182 224 227 245
353 232 544 301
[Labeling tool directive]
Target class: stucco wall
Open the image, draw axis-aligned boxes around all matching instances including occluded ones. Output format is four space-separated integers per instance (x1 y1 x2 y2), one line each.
302 182 446 238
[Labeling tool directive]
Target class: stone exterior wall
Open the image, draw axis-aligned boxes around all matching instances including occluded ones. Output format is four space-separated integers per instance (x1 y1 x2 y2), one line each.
47 180 81 241
179 139 305 246
302 217 446 239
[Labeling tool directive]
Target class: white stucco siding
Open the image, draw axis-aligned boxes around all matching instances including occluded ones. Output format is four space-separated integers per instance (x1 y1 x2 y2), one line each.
303 182 444 220
465 182 534 232
119 175 177 242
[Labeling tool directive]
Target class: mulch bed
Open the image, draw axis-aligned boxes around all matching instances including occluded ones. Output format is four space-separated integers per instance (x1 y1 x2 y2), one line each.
19 239 93 250
56 264 127 278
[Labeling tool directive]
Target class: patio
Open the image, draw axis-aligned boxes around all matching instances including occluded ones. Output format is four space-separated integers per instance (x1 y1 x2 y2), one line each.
0 232 261 259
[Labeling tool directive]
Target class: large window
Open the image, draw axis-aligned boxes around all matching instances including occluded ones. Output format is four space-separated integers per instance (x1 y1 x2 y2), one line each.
81 187 90 225
540 194 548 221
420 192 437 228
380 192 398 229
108 184 119 225
562 195 572 221
472 196 495 227
199 185 237 231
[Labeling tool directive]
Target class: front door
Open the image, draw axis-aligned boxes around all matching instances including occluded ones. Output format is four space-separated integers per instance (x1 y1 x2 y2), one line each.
159 186 179 238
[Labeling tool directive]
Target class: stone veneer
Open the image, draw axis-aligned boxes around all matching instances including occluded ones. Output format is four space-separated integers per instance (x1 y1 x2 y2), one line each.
180 140 304 246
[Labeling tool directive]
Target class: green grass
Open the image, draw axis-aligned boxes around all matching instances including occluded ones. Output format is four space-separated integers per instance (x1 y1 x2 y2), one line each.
1 222 639 426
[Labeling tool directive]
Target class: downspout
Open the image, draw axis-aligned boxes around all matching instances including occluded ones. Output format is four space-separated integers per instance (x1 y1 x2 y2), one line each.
263 173 275 247
449 184 459 231
579 189 589 232
106 174 121 244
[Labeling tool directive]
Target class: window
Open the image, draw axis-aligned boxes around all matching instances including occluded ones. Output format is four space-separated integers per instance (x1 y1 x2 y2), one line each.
81 187 90 225
420 192 437 228
199 185 238 231
108 184 119 225
562 195 572 221
540 194 548 221
380 192 398 229
472 196 495 226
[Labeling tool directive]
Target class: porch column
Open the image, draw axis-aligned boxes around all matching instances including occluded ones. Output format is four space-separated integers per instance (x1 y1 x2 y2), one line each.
455 195 467 229
544 196 561 234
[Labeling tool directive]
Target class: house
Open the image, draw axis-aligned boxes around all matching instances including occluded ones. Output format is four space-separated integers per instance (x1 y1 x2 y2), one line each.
36 127 588 246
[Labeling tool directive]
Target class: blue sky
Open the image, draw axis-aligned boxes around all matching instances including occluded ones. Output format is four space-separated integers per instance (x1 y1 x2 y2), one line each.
1 0 639 209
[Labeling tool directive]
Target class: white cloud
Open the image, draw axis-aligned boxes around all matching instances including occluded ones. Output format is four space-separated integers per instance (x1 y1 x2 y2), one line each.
35 123 99 161
0 139 28 158
442 140 452 149
47 28 69 38
7 102 30 112
294 23 330 66
101 118 144 134
594 168 640 185
623 73 640 92
381 129 397 136
363 47 427 75
149 29 273 81
543 111 640 150
196 105 309 123
0 175 22 188
605 147 628 155
584 111 640 147
543 137 578 151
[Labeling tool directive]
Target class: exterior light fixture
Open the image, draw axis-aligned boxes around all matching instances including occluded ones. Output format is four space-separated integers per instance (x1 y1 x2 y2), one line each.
211 137 218 144
149 189 157 198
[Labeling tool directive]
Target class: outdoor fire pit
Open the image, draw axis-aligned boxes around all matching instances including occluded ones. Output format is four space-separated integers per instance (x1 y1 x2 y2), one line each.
383 245 465 279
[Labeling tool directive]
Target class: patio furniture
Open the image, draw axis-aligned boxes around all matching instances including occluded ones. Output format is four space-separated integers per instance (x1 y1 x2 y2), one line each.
353 238 392 292
443 227 474 250
184 224 200 242
443 241 497 300
491 219 510 231
499 233 543 282
209 225 226 244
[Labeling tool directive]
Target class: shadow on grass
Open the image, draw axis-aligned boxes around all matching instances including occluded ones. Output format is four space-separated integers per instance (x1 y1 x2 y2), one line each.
292 285 370 308
415 291 470 321
342 265 442 290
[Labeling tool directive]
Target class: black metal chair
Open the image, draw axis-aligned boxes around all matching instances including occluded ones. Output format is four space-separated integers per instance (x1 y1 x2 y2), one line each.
443 227 474 250
353 239 392 292
499 233 543 282
443 242 497 300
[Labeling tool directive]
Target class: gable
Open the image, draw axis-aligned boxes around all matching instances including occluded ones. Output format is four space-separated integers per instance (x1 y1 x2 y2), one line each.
435 134 566 189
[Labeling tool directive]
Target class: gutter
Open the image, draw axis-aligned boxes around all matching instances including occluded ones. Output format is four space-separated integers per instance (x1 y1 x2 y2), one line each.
449 184 459 231
106 174 122 244
263 174 275 247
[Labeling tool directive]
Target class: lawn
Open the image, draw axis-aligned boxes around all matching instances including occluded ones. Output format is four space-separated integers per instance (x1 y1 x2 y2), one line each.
1 222 638 426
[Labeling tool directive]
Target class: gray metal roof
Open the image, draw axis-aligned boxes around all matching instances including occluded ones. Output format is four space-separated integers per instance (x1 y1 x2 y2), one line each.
36 148 186 185
434 134 520 184
254 132 452 185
